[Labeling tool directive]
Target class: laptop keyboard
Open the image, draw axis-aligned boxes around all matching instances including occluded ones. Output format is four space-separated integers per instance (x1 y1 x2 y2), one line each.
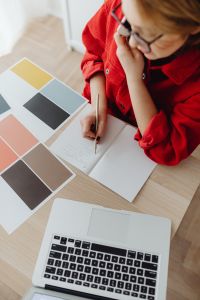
43 235 159 300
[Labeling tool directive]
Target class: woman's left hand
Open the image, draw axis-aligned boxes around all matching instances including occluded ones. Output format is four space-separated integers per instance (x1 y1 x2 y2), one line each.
114 32 145 82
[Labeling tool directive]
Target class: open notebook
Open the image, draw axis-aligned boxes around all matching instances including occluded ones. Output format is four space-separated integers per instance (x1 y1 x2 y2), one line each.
50 105 156 202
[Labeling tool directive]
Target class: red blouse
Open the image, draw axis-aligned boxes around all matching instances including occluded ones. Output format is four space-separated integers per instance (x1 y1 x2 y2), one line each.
81 0 200 165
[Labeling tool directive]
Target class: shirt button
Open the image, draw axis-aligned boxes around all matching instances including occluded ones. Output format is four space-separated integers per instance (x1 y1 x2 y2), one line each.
142 73 146 80
105 68 109 75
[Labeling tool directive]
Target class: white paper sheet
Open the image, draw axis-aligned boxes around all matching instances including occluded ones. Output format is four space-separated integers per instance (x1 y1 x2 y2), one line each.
50 105 125 173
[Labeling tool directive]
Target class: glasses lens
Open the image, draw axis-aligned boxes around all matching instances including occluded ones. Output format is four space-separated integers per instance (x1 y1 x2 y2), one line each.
132 33 151 53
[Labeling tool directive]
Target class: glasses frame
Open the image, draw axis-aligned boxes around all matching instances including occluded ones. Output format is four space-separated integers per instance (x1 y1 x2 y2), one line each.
111 2 163 53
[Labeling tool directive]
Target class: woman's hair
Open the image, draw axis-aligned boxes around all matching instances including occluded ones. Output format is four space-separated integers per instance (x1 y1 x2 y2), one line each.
137 0 200 47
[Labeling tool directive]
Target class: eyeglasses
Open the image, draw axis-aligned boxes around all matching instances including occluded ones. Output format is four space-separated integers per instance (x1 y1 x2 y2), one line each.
111 2 163 53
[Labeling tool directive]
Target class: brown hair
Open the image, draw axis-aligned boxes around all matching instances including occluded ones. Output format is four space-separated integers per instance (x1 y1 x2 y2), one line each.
137 0 200 47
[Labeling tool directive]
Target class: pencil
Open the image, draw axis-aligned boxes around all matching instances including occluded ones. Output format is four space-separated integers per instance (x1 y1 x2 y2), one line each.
94 94 99 154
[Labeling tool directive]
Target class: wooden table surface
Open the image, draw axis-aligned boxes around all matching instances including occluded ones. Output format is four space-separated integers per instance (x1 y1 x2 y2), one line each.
0 110 200 299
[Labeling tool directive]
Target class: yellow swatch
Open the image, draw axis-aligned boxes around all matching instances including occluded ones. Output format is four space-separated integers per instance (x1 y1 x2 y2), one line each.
11 59 52 89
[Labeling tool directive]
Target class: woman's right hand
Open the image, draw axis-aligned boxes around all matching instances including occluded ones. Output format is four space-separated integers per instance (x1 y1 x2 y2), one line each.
80 105 107 142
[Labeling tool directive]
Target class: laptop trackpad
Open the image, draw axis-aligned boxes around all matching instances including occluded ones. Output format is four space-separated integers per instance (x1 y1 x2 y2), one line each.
87 208 130 244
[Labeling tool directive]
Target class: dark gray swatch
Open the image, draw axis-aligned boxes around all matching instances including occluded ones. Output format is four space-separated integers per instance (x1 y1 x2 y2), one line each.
1 160 52 210
0 94 10 114
23 93 70 129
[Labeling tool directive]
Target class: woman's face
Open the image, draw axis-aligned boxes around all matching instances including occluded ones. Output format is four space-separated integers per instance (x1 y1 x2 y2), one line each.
122 0 188 60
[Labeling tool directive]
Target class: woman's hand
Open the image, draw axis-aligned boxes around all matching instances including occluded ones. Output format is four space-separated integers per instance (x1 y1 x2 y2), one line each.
80 105 107 141
114 32 145 82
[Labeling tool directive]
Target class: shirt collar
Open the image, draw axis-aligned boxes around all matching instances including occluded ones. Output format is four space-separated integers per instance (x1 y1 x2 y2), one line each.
149 47 200 85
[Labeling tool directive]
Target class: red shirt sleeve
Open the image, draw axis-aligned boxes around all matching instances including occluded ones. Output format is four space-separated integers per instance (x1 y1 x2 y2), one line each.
80 3 108 83
135 94 200 165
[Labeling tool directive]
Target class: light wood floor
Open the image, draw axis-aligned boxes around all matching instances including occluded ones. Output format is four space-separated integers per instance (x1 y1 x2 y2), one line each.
0 16 199 300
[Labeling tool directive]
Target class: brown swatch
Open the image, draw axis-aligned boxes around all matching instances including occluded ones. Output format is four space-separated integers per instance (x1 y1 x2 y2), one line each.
1 160 52 210
23 144 73 191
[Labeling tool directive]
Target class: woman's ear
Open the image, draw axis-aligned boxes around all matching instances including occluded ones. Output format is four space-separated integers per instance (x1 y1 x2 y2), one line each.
191 26 200 35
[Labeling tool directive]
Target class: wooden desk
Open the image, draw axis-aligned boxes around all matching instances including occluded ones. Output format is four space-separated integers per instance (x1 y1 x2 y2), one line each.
0 111 200 299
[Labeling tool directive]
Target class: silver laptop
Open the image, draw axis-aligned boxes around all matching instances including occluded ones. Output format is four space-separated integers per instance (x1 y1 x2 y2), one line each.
30 198 171 300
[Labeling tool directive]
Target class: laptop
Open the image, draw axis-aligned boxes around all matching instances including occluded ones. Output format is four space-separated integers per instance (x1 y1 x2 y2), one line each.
28 198 171 300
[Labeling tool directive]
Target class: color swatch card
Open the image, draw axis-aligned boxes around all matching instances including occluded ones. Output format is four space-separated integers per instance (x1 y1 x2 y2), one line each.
50 105 157 202
0 114 75 234
0 58 87 141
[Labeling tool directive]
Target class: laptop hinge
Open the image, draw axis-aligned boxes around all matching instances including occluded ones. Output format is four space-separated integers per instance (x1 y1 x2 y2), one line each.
45 285 117 300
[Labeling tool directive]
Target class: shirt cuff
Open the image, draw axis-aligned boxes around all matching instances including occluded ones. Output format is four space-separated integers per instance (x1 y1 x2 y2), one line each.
134 111 170 149
82 60 104 82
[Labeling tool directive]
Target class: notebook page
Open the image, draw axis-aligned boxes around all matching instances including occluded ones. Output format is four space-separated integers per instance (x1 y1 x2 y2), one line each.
89 125 157 202
50 104 125 174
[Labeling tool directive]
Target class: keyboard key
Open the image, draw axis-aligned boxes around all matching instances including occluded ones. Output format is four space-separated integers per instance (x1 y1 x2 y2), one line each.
67 247 74 254
107 287 114 292
119 257 125 264
44 274 50 278
75 248 81 255
64 270 71 277
92 268 98 275
92 260 98 267
102 278 109 285
138 277 144 284
51 244 66 252
127 259 133 266
149 287 155 295
145 270 157 279
99 286 106 290
67 279 74 284
77 265 84 272
130 275 136 283
87 275 93 282
91 243 126 257
123 291 130 295
52 276 58 280
111 256 118 263
83 282 90 287
94 276 101 284
141 286 147 294
82 250 89 257
117 281 124 289
60 237 67 244
133 284 139 292
100 269 106 276
85 266 91 273
139 294 146 299
110 280 116 287
75 240 81 247
79 273 86 280
128 251 136 258
144 254 151 261
114 264 120 271
69 255 76 262
49 251 61 259
122 266 128 273
137 269 144 276
82 242 90 249
125 283 132 290
55 260 61 267
75 280 82 285
89 251 96 258
152 255 159 263
122 274 129 281
84 258 91 265
62 254 69 260
69 263 76 270
104 254 111 261
142 262 157 271
134 260 141 267
115 289 122 294
137 252 144 260
148 296 155 300
56 269 63 276
146 279 156 287
77 257 83 264
129 267 136 274
47 259 54 265
132 292 138 297
107 271 114 278
54 235 60 240
60 277 66 282
68 238 74 243
45 266 56 274
72 272 78 279
97 253 103 259
115 272 121 280
99 261 105 268
91 284 98 289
